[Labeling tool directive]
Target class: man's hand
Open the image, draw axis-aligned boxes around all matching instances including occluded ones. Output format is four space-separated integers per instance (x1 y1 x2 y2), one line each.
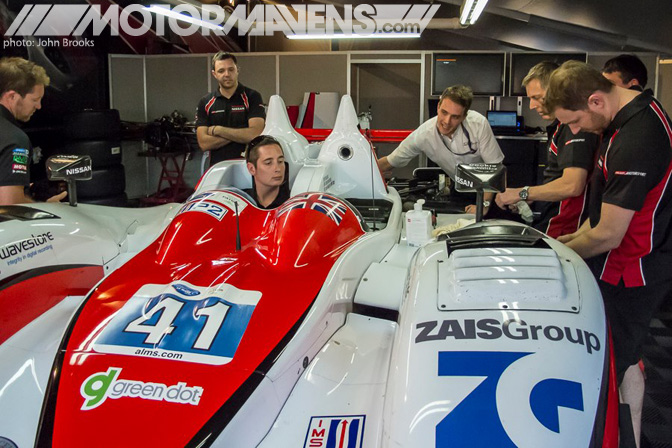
496 187 523 208
47 191 67 203
465 203 489 215
377 156 394 177
563 203 633 259
557 232 576 244
465 192 495 215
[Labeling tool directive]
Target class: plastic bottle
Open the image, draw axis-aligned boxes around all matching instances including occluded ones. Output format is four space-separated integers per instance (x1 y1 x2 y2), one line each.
406 199 433 247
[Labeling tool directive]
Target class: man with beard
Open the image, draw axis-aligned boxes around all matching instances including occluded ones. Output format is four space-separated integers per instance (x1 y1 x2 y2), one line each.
0 57 66 205
496 61 599 238
196 52 265 167
546 60 672 448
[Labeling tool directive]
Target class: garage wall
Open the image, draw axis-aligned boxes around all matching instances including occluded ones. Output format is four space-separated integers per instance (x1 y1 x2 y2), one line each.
109 56 145 122
659 61 672 114
237 54 277 106
279 54 348 105
109 56 146 200
352 61 422 178
145 55 210 120
110 50 664 199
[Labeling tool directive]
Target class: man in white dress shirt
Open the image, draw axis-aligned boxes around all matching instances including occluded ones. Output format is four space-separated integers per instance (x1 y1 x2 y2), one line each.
377 85 504 214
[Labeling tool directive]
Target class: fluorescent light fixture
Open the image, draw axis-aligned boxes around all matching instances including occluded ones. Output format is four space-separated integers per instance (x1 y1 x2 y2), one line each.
144 5 223 31
459 0 489 26
286 33 420 40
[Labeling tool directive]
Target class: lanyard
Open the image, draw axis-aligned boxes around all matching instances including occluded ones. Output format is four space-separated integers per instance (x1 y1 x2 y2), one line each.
440 122 477 156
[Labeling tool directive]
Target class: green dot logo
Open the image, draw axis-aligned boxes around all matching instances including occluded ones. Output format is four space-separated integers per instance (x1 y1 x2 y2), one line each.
80 367 121 411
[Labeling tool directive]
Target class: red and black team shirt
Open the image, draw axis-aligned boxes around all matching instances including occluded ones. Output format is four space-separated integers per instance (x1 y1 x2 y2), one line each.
589 93 672 287
0 104 31 188
536 121 599 238
195 83 265 165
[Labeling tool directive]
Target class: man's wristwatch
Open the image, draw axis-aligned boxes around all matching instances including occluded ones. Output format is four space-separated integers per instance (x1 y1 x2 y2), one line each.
483 200 491 208
519 186 530 201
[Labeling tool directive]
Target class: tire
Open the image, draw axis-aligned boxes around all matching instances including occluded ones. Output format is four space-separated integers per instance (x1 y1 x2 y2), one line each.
76 165 126 198
64 110 121 140
58 140 122 169
80 193 128 207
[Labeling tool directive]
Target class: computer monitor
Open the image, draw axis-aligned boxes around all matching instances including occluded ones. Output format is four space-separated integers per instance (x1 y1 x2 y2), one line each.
487 110 517 128
487 110 524 135
509 52 587 96
427 98 439 118
432 52 505 97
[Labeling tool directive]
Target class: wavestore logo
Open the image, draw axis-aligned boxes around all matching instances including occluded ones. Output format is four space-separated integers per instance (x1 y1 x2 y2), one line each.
0 232 54 260
5 4 440 38
80 367 203 411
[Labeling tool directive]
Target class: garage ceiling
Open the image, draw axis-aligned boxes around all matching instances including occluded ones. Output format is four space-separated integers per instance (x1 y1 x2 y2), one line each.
430 0 672 54
232 0 672 54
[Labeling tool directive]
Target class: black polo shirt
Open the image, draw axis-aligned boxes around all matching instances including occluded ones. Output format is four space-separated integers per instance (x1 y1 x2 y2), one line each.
245 185 290 210
535 121 599 238
195 83 265 165
0 104 31 188
588 93 672 287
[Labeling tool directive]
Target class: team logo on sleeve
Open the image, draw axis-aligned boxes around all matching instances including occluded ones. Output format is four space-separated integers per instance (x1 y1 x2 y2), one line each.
12 148 29 164
11 148 29 174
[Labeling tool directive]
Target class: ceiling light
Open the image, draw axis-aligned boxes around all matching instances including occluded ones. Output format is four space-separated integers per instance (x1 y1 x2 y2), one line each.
459 0 489 26
144 5 223 31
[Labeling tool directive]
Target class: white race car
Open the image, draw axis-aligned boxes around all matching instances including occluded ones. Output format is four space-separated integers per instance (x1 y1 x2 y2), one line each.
0 95 618 448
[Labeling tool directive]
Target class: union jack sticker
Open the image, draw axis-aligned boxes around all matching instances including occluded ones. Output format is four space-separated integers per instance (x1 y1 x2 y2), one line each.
303 415 365 448
277 193 348 226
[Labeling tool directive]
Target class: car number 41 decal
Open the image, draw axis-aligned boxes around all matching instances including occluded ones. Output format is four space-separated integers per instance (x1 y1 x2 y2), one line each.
93 282 261 365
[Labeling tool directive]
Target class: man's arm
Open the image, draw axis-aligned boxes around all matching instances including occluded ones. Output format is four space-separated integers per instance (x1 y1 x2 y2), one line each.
377 156 394 176
496 167 588 207
196 117 264 152
196 126 232 151
564 202 634 258
557 218 591 243
0 185 67 205
381 126 426 175
0 185 32 204
211 117 265 144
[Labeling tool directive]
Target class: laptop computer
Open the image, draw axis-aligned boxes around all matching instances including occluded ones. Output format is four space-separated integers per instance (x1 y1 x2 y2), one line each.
487 110 524 136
